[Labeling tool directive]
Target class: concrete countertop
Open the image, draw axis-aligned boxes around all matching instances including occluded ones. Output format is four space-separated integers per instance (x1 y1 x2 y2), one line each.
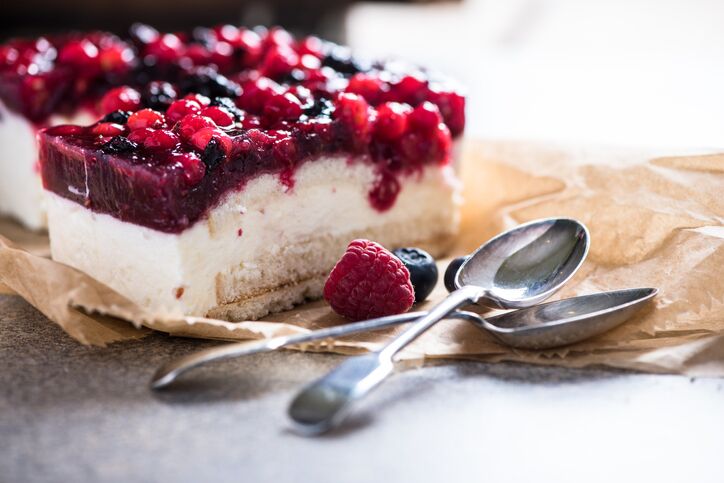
2 294 723 483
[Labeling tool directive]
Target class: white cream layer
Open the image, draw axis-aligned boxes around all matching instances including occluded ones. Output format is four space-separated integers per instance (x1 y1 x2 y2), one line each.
0 102 94 230
47 158 460 317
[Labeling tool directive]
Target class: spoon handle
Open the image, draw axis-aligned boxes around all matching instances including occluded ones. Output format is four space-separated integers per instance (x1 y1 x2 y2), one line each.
150 309 484 389
288 286 484 435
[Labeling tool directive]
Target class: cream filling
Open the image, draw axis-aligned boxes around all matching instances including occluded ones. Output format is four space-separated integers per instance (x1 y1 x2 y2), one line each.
0 102 95 230
47 158 460 317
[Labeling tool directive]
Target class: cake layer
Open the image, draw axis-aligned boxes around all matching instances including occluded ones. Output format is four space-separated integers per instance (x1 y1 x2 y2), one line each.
0 101 95 230
47 158 459 319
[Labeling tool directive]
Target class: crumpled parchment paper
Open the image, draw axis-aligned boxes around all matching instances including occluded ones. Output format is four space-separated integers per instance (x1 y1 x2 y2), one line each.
1 140 723 375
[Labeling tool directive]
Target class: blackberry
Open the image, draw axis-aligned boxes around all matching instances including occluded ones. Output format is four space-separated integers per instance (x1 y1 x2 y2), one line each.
444 256 469 293
102 136 137 154
141 81 177 110
191 27 216 47
210 97 244 120
321 45 370 76
178 67 241 99
201 139 226 170
101 110 131 124
393 247 438 303
303 97 334 118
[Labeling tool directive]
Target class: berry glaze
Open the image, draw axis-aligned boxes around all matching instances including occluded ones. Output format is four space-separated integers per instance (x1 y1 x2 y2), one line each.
23 25 465 233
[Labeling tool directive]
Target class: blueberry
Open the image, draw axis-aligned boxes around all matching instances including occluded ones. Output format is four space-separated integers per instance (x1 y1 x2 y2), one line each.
443 256 469 293
201 138 225 170
101 110 131 124
178 67 241 99
141 81 177 110
102 136 137 154
393 247 438 303
210 97 245 121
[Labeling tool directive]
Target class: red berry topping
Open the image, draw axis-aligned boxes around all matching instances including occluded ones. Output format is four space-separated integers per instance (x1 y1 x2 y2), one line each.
334 92 370 136
407 101 442 133
392 74 428 104
58 39 99 67
298 36 324 57
99 86 141 115
427 89 465 136
99 43 134 73
260 45 299 78
144 129 179 150
127 108 164 130
92 122 125 137
200 106 234 127
374 102 410 141
263 92 303 123
171 152 206 186
145 33 184 63
323 239 414 320
183 93 211 106
127 128 155 144
165 99 201 123
190 127 232 153
175 114 216 141
346 73 385 104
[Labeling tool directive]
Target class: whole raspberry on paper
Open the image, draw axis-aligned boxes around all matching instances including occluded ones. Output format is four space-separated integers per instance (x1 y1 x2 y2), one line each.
324 239 415 321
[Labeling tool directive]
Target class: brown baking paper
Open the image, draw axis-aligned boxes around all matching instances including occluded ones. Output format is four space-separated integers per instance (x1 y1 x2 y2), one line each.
1 140 723 375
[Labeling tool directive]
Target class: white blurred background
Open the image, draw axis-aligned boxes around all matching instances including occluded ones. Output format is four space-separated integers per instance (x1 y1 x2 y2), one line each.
347 0 724 149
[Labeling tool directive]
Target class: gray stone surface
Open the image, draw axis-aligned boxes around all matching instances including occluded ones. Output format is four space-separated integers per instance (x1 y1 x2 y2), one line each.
2 293 723 483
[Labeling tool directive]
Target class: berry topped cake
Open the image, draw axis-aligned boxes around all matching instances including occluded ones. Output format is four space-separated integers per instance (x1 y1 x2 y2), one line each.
32 25 465 320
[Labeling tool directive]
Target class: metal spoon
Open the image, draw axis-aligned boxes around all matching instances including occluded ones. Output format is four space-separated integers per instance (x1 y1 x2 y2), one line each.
288 218 589 434
151 218 587 389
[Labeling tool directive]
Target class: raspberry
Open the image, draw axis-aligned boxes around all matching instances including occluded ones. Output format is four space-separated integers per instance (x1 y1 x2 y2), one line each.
324 239 414 320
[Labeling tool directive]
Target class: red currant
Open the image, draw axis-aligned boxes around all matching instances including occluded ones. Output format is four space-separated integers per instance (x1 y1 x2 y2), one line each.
99 86 141 114
190 127 232 153
407 101 442 133
334 92 370 135
92 122 125 137
144 129 180 150
200 106 234 127
145 34 184 63
127 128 155 144
175 114 216 141
127 109 165 130
374 102 410 141
171 152 205 185
165 99 201 124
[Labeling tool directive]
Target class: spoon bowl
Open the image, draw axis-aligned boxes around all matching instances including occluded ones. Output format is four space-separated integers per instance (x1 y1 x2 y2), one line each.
457 218 589 308
480 287 658 349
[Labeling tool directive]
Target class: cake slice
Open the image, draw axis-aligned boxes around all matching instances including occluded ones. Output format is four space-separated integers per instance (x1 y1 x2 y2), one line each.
37 27 465 320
